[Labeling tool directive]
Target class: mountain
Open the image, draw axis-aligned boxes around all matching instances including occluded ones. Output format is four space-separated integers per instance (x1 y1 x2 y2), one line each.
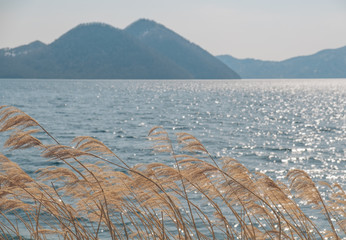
0 20 240 79
0 23 192 79
0 40 47 56
125 19 240 79
217 46 346 79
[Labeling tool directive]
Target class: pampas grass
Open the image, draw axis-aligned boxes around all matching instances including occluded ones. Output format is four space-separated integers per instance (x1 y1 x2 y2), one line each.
0 105 345 239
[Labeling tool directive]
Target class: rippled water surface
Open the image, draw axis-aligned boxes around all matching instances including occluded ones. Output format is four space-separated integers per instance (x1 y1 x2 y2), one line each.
1 79 345 238
1 79 345 187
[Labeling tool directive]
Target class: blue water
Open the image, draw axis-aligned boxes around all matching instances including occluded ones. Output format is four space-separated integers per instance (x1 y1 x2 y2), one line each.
0 78 345 185
0 79 345 238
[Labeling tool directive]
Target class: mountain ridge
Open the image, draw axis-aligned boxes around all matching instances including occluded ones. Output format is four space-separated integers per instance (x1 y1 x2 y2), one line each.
217 46 346 78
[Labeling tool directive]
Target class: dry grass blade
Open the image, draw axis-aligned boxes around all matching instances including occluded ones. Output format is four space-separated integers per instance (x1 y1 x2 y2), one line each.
176 132 208 154
288 170 323 206
72 136 114 155
4 129 43 150
0 154 34 188
0 106 38 132
0 198 33 212
0 105 60 146
41 145 91 161
148 126 173 154
221 157 257 194
319 181 346 235
255 172 323 239
287 169 339 239
148 126 165 136
37 167 80 184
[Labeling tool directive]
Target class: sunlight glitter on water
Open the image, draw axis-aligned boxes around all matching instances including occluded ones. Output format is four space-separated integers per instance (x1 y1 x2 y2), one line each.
0 78 345 188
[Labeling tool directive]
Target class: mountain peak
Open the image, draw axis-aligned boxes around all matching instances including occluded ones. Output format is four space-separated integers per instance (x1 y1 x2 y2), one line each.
125 19 168 39
126 18 160 29
58 22 120 38
50 22 123 49
74 22 117 30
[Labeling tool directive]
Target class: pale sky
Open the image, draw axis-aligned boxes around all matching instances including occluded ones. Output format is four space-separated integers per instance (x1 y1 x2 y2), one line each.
1 0 346 61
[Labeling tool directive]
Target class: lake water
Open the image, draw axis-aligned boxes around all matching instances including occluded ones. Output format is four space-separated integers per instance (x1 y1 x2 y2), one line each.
0 78 345 237
1 79 345 185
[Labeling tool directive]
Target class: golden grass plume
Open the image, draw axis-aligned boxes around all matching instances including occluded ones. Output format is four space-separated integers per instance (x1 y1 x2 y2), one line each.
0 105 344 239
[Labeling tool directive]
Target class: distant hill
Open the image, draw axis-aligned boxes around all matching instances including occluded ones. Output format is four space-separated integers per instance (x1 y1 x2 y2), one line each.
0 20 240 79
217 46 346 79
125 19 240 79
0 23 192 79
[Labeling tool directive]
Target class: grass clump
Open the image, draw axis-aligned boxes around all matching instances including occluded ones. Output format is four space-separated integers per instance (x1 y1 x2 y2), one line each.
0 105 345 239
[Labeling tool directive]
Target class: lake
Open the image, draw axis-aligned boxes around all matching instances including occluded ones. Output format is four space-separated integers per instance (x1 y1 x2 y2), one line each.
1 78 344 185
0 78 345 238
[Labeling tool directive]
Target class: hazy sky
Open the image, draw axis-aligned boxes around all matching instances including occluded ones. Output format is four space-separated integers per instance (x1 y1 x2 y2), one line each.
1 0 346 60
